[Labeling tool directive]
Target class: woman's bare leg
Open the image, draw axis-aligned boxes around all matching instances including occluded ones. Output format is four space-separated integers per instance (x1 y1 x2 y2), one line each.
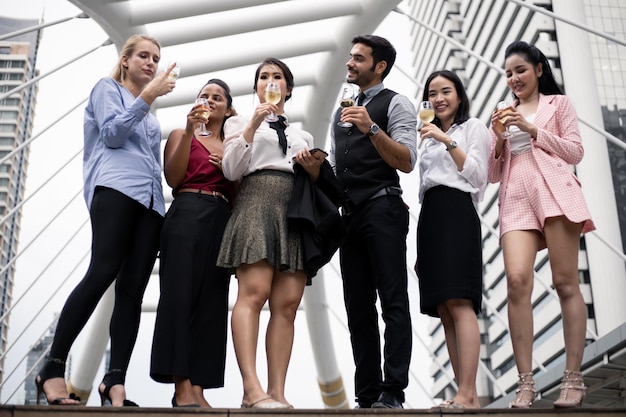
231 261 274 406
265 270 307 406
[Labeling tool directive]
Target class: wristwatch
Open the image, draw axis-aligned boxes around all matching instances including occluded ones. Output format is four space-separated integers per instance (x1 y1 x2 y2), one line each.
367 123 380 136
446 140 458 151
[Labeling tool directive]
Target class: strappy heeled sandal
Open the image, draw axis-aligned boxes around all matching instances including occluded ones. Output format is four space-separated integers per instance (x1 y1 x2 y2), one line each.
553 370 586 408
35 357 81 405
98 369 139 407
508 372 536 408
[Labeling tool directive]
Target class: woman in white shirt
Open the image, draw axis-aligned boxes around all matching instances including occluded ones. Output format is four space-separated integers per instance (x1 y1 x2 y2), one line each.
217 58 319 409
416 70 490 409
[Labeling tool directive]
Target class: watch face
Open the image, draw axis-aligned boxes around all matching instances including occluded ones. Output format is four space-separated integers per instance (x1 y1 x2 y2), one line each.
370 124 379 135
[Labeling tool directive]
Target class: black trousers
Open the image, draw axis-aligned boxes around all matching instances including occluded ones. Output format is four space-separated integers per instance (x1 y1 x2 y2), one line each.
150 193 231 388
339 195 412 405
49 186 163 377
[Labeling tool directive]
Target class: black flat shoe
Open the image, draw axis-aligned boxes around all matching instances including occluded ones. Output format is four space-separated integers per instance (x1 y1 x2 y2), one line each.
99 369 139 407
172 395 200 408
35 357 81 406
371 392 404 409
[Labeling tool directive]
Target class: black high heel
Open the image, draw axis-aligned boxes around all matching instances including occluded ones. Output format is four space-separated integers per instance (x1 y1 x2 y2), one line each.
34 357 81 405
98 369 139 407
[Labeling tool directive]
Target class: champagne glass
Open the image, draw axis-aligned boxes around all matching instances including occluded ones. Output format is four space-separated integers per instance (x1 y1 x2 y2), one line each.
418 101 435 148
264 82 281 122
167 61 180 80
195 98 212 137
496 100 513 139
419 101 435 124
337 84 358 127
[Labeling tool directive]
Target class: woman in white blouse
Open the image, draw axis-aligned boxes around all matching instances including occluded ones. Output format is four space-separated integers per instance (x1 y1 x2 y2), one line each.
217 58 322 409
416 70 490 409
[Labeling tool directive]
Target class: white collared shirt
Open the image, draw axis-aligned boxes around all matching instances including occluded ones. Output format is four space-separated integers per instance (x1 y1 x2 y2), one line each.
221 114 314 181
418 118 490 204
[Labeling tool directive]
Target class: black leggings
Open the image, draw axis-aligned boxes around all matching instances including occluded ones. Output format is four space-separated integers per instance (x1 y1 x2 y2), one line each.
49 186 163 377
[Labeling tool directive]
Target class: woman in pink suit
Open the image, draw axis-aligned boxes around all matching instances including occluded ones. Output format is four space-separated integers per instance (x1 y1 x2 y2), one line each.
488 41 595 409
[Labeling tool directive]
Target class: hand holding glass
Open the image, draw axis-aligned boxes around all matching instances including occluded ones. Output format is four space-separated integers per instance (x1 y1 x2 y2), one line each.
264 82 281 122
337 84 358 128
195 98 212 137
496 101 513 139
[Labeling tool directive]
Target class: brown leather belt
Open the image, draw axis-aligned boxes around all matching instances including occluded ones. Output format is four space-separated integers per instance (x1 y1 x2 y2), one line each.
177 188 229 204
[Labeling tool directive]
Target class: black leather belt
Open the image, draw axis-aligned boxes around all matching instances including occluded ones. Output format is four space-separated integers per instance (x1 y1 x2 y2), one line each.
342 186 402 216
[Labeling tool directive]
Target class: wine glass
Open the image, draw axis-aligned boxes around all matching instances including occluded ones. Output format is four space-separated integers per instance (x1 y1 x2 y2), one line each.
419 101 435 124
167 61 180 80
264 82 281 122
337 84 358 127
496 100 513 139
418 101 435 148
195 98 212 137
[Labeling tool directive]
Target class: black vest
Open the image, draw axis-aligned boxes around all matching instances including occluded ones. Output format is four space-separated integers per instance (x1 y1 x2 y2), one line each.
333 88 400 207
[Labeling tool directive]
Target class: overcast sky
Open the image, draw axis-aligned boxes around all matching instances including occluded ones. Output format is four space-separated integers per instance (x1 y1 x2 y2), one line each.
0 0 434 409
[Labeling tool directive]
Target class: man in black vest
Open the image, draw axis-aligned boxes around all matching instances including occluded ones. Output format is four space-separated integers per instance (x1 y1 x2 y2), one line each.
330 35 417 409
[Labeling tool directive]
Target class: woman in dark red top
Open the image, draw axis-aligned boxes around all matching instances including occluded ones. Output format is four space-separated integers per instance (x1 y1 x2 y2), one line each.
150 79 236 408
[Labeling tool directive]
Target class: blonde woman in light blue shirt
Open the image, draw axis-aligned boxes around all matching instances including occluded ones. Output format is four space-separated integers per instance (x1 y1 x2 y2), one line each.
35 34 176 408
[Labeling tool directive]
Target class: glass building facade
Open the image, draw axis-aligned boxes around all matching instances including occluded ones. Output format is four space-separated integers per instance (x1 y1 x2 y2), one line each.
0 16 40 387
588 0 626 255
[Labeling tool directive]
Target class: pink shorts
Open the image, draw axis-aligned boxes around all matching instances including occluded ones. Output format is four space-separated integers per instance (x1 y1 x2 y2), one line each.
499 151 564 240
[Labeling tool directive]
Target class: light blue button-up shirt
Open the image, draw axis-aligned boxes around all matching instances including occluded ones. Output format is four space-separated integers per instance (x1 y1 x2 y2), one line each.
83 77 165 216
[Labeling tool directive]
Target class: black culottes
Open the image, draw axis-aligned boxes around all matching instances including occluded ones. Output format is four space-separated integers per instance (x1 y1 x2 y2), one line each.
150 192 231 388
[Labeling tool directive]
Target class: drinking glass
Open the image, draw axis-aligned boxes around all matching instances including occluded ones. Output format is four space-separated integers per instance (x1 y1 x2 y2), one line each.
496 100 513 139
418 101 435 148
264 82 281 122
195 98 212 137
419 101 435 124
337 84 358 127
168 61 180 80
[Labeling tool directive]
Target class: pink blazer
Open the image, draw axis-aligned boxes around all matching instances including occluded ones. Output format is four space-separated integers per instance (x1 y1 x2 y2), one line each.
488 93 595 234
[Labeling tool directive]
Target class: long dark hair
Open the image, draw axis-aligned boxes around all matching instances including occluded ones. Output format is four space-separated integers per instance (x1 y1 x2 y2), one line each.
422 70 470 128
505 41 563 97
199 78 235 139
253 57 294 101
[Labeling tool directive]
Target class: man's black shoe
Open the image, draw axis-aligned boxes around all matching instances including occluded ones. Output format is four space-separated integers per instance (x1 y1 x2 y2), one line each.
371 392 403 409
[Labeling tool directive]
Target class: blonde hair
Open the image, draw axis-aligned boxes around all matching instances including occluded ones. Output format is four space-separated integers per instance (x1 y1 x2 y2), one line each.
111 34 161 83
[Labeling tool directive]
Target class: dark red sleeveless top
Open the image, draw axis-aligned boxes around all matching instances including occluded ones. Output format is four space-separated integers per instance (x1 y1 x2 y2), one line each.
174 137 235 203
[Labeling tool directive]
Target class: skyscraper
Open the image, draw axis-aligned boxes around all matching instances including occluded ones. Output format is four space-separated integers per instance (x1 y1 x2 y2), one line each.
24 320 55 405
0 16 40 388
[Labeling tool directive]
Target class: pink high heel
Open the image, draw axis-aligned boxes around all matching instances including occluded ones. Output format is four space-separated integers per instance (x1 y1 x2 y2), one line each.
508 372 536 408
553 370 586 408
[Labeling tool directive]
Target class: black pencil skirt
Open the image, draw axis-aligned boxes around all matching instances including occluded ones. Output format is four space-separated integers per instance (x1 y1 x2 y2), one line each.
416 185 483 318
